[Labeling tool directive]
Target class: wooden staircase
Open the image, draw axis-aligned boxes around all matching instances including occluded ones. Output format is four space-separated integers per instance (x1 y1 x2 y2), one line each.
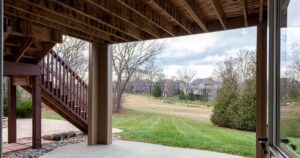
4 17 88 133
23 51 88 133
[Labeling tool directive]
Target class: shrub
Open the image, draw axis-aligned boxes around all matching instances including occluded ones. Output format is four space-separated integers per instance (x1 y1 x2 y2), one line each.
186 91 196 101
3 100 32 118
179 90 186 100
211 70 239 128
152 82 162 98
228 80 256 131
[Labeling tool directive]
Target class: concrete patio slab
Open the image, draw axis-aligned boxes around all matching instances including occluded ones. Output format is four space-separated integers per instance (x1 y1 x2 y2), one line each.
41 140 244 158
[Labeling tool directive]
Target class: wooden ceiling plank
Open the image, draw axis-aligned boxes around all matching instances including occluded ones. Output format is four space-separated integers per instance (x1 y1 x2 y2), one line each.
240 0 248 26
86 0 162 38
19 0 127 42
210 0 228 30
15 37 34 62
52 0 143 40
116 0 176 36
4 3 113 43
4 4 111 43
150 0 193 34
181 0 208 32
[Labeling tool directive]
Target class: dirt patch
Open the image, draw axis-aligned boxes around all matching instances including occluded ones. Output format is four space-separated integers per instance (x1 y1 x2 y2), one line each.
122 94 212 122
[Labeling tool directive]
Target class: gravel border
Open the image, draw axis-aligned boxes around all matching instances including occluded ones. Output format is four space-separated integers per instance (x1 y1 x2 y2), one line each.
3 133 121 158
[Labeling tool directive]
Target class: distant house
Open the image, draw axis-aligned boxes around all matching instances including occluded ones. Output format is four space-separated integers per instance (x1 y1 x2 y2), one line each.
190 78 219 101
125 79 153 94
124 77 219 100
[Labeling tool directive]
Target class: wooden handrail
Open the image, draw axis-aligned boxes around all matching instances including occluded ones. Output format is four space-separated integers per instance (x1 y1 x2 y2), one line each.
41 50 88 122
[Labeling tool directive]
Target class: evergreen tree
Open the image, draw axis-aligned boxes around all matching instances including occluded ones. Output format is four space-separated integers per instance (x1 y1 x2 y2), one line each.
152 82 162 98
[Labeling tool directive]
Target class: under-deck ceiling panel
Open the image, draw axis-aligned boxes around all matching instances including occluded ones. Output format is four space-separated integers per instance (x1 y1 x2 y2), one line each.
4 0 267 44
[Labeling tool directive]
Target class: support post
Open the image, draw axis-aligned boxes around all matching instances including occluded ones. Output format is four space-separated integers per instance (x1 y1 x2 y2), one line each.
256 22 267 158
88 42 112 145
32 76 42 148
8 77 17 143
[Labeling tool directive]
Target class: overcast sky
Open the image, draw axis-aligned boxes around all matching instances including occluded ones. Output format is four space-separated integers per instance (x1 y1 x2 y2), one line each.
155 27 257 79
156 0 300 79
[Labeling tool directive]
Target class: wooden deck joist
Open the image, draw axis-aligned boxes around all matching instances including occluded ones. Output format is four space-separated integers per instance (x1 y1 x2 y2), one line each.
180 0 208 32
86 0 163 38
116 0 176 36
14 38 34 62
240 0 249 27
4 0 267 43
209 0 228 30
4 7 104 43
148 0 194 34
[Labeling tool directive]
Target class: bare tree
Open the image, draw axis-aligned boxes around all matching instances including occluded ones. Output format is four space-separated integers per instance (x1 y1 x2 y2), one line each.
176 67 196 93
235 49 256 89
53 36 89 81
143 61 165 81
284 42 300 101
112 40 166 112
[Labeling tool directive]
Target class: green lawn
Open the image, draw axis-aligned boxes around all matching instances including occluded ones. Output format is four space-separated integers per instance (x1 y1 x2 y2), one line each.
113 109 256 157
42 105 300 157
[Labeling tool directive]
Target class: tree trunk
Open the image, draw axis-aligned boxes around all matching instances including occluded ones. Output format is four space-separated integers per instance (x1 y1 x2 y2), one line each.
113 91 123 113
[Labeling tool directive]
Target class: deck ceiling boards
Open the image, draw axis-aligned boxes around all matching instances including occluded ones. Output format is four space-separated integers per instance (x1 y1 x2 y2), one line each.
4 0 267 44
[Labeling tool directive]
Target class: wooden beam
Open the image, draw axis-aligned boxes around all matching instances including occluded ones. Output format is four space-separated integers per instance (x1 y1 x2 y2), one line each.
14 38 34 62
4 61 40 76
240 0 248 26
32 76 42 149
116 0 176 36
8 77 17 143
88 43 112 145
150 0 194 34
209 0 228 29
180 0 208 32
256 22 267 158
35 42 56 64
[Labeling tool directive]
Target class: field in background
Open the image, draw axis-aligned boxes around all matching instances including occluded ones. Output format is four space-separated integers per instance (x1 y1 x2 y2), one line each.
122 94 212 122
